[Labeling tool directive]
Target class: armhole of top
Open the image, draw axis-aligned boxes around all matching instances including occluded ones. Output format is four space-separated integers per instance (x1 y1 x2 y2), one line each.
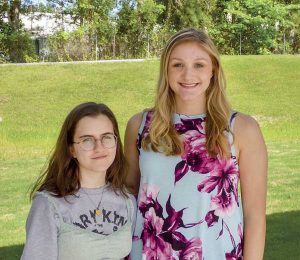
229 111 238 131
137 111 150 135
229 111 238 159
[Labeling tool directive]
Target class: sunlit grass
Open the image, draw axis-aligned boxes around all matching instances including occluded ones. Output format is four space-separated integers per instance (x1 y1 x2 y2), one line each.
0 56 299 259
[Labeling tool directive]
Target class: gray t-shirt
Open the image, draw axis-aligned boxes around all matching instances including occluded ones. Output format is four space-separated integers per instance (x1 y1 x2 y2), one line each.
21 185 136 259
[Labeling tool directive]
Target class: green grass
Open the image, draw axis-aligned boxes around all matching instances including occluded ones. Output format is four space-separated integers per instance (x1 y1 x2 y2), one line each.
0 56 299 259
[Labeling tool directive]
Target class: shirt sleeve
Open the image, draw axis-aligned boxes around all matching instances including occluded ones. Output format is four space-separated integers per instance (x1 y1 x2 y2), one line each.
21 193 59 260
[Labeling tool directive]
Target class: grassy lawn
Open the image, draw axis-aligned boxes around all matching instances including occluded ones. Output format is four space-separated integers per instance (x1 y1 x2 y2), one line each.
0 56 299 259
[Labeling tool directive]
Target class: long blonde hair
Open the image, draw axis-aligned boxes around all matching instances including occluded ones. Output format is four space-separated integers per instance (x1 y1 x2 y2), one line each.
143 28 232 158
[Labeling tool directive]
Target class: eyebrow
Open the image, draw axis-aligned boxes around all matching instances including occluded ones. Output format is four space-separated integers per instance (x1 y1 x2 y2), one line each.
169 57 209 61
78 132 114 139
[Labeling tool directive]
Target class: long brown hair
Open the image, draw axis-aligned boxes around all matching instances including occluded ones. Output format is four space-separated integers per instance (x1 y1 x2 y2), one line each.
143 28 232 158
30 102 128 199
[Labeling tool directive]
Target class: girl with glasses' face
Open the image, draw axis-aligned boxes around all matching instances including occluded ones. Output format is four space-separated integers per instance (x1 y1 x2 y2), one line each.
71 114 117 188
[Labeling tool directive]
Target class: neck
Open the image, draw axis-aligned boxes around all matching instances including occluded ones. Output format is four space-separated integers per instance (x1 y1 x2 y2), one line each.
80 170 106 188
175 99 206 115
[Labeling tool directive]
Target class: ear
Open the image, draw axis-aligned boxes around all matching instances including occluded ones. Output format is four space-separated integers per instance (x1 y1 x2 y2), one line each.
211 69 214 79
69 145 76 158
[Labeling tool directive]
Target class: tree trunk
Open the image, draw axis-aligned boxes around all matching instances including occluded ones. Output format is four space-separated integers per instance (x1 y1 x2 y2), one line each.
9 0 21 30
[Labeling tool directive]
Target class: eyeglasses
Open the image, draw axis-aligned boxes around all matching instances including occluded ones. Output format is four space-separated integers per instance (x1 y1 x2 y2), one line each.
73 133 117 151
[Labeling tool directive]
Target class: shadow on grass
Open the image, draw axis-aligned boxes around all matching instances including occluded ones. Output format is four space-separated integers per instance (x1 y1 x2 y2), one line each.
0 211 299 259
265 210 300 259
0 244 23 260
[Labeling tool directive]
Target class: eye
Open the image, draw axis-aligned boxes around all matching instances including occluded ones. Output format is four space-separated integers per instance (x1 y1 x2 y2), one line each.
195 63 204 68
102 134 114 141
173 63 183 68
81 137 94 143
101 134 117 148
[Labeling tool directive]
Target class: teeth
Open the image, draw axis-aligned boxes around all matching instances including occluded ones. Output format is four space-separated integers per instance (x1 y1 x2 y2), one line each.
181 83 198 88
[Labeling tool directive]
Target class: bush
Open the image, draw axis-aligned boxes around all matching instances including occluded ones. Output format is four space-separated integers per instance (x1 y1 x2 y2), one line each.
46 28 97 62
1 24 37 63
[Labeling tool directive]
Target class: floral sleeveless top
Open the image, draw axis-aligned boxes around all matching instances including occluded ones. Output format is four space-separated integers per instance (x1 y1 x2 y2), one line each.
130 111 243 260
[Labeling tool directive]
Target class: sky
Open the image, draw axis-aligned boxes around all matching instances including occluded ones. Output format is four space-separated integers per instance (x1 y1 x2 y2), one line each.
31 0 47 4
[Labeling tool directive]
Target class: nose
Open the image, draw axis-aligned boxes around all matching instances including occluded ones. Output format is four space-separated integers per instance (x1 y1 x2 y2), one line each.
182 65 195 81
94 139 105 150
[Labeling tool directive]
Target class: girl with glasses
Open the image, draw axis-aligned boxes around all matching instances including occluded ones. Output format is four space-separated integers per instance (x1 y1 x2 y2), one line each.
125 28 267 259
22 102 136 260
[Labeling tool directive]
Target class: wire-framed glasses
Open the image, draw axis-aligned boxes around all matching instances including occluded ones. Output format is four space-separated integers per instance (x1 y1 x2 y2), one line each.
73 133 117 151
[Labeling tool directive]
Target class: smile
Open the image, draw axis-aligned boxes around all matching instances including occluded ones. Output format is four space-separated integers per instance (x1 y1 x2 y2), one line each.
92 155 108 160
180 83 199 88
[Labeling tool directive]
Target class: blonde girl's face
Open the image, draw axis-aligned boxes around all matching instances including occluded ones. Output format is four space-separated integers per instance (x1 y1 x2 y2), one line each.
71 114 117 178
167 41 213 111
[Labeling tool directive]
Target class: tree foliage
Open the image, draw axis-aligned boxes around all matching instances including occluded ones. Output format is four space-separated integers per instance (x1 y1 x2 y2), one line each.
0 0 37 62
209 0 295 54
0 0 299 62
157 0 215 31
115 0 164 58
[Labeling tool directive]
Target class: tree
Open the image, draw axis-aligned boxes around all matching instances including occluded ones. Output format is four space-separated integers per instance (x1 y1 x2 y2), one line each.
0 0 36 62
137 0 164 57
71 0 115 59
282 3 300 54
116 0 139 58
155 0 215 31
7 0 21 30
210 0 294 54
46 0 74 31
116 0 164 58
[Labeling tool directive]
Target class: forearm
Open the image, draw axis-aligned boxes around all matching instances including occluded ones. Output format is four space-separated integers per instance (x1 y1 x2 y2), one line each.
243 214 266 260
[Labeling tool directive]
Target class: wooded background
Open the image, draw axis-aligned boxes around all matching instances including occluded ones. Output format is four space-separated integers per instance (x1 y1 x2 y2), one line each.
1 0 299 63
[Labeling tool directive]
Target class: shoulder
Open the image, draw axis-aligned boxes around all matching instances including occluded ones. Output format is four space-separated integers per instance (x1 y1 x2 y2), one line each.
234 112 261 135
32 191 67 214
233 112 265 150
126 108 153 127
234 112 259 130
126 112 144 131
125 109 152 138
27 192 61 224
30 193 47 214
127 108 153 127
32 191 53 206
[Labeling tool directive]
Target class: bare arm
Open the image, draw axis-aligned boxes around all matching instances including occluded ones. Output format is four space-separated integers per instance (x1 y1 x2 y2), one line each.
234 113 268 260
124 112 143 196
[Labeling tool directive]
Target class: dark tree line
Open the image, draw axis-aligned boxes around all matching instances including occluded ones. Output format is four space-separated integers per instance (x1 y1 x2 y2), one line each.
0 0 299 62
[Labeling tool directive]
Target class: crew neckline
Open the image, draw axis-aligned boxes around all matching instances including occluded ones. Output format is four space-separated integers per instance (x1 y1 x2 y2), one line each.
174 112 206 119
79 183 110 195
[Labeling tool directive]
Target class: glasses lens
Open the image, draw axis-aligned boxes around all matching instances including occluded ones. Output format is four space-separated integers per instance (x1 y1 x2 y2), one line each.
81 137 95 151
101 134 117 148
